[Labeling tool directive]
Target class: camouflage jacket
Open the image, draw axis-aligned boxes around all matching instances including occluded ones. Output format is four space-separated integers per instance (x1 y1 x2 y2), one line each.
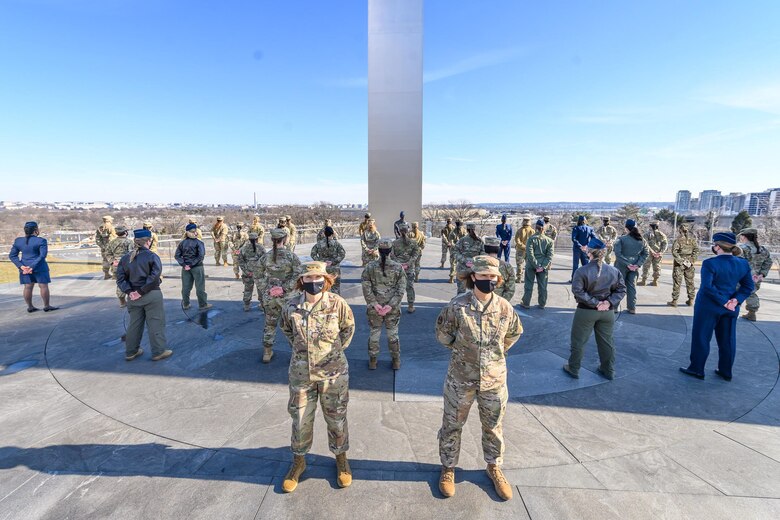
311 239 346 268
238 241 266 276
544 224 558 241
148 232 159 253
212 223 229 243
496 260 515 301
229 229 249 251
741 243 773 278
441 225 455 247
454 235 485 271
249 223 265 240
435 292 523 391
410 230 426 250
281 291 355 382
361 229 381 251
105 236 132 263
287 223 298 243
95 224 116 250
514 225 534 253
256 247 302 299
644 230 668 254
525 232 554 270
448 227 466 247
671 234 699 264
361 257 406 308
390 237 420 266
596 225 618 245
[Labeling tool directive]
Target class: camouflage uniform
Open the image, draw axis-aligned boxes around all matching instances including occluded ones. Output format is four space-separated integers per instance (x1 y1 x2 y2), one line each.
740 238 773 313
670 228 699 304
249 219 265 243
440 222 455 267
361 240 406 361
211 219 229 265
544 221 558 242
640 228 668 284
448 226 467 280
280 286 355 457
257 229 302 353
390 228 420 306
358 213 372 236
143 223 159 253
521 230 554 308
238 235 266 309
286 217 298 253
410 223 426 282
484 237 515 302
513 221 534 282
105 231 132 303
596 223 618 265
360 223 381 266
229 225 249 277
95 217 117 277
454 227 485 294
435 256 523 468
310 238 346 294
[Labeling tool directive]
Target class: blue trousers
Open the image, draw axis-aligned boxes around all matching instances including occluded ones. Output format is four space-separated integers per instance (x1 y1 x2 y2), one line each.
572 248 589 280
499 243 511 262
687 304 738 377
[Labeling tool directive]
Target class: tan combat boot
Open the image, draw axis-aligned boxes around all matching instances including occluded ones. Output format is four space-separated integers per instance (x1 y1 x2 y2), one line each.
336 453 352 488
151 350 173 361
448 275 454 283
487 463 513 500
235 273 240 280
637 279 646 286
103 272 112 280
407 303 415 314
119 295 126 308
651 279 659 286
262 347 274 363
223 261 229 267
439 466 455 497
440 262 445 269
392 355 400 370
685 298 694 306
368 356 377 370
282 455 306 493
742 310 757 322
667 300 677 307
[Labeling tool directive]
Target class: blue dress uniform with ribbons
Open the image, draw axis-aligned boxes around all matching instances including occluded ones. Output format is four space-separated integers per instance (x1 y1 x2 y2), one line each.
681 232 754 380
570 216 595 281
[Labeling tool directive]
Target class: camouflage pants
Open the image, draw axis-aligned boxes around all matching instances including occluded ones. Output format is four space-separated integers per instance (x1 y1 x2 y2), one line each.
438 377 507 467
362 248 379 266
100 250 111 274
604 245 614 265
242 275 261 305
288 374 349 456
414 254 422 282
231 251 241 276
671 262 696 301
746 280 762 311
515 250 525 282
449 248 457 277
367 307 400 357
262 296 285 349
214 241 228 264
641 255 663 282
327 265 341 295
403 266 416 304
441 243 449 265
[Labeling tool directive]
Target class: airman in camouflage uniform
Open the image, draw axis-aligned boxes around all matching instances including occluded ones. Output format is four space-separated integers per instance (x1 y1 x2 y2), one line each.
454 223 485 294
358 212 372 236
95 215 117 279
360 219 381 266
513 216 534 283
105 226 133 307
285 215 298 253
361 238 406 370
440 218 455 268
211 217 229 266
229 222 249 279
596 217 618 265
638 222 668 286
257 227 302 362
520 220 554 309
391 223 420 313
280 261 356 493
249 216 265 243
667 223 699 307
738 228 774 321
142 222 159 253
447 221 467 283
543 216 558 241
310 228 346 294
409 221 426 282
238 232 266 311
435 255 523 501
483 237 515 302
316 219 340 242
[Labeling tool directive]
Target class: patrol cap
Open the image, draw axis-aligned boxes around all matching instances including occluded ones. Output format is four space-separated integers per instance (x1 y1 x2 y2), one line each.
103 215 113 221
236 222 245 227
284 215 292 220
603 216 611 222
189 218 198 223
270 227 288 239
378 238 393 248
522 215 531 222
650 221 659 226
134 229 152 239
186 223 197 231
535 219 545 227
248 232 259 240
712 232 736 245
143 221 152 228
587 237 605 249
115 225 128 234
465 222 476 230
470 255 501 276
483 236 501 247
738 228 757 236
216 216 224 221
446 217 452 222
298 261 328 279
543 216 550 222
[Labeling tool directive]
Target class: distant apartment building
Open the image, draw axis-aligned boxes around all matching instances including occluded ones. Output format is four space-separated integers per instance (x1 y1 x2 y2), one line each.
689 198 699 211
675 190 691 211
698 190 721 211
746 192 770 216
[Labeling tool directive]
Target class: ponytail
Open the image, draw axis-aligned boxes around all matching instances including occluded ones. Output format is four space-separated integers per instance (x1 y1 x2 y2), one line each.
627 225 642 241
715 241 742 256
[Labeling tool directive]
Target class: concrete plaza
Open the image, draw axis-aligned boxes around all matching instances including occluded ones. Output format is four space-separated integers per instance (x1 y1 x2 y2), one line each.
1 238 779 519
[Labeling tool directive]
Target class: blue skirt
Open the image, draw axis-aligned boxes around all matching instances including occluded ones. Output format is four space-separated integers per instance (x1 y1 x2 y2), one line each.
20 267 51 285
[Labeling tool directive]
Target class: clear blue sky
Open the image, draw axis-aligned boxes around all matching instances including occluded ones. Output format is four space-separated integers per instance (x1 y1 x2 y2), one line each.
1 0 779 204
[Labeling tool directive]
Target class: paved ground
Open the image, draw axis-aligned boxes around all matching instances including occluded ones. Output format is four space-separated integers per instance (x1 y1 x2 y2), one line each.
1 239 779 519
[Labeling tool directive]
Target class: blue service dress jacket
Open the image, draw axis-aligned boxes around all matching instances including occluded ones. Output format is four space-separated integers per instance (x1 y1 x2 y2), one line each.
9 235 51 284
696 255 754 311
571 225 595 250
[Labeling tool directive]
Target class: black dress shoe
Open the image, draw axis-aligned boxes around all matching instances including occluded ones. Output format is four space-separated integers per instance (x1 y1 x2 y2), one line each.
27 307 39 313
679 367 704 380
43 306 59 312
715 370 732 381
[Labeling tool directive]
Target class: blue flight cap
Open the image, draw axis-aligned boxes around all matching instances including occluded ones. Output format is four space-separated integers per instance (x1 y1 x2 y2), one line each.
626 219 636 228
587 237 605 249
134 229 152 239
186 223 197 231
536 219 545 227
577 215 586 223
712 232 736 244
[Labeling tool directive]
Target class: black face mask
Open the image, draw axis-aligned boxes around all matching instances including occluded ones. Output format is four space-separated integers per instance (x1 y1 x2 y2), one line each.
379 248 392 257
473 278 497 294
484 246 500 255
302 281 325 295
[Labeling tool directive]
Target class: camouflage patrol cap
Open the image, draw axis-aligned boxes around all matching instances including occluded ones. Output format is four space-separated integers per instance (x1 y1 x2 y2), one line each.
522 215 531 222
143 221 152 228
483 236 501 247
298 261 328 279
738 228 758 236
270 227 288 239
115 225 128 234
236 222 245 227
216 216 224 221
465 222 476 230
650 221 659 226
248 232 259 240
102 215 113 221
470 255 501 276
284 215 292 221
189 218 198 224
378 238 393 248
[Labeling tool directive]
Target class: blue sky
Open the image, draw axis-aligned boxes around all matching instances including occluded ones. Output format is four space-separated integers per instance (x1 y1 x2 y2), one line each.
1 0 778 204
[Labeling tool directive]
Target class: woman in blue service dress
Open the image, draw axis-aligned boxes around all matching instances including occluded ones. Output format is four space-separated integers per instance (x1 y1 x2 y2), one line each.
679 232 754 381
8 221 59 312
